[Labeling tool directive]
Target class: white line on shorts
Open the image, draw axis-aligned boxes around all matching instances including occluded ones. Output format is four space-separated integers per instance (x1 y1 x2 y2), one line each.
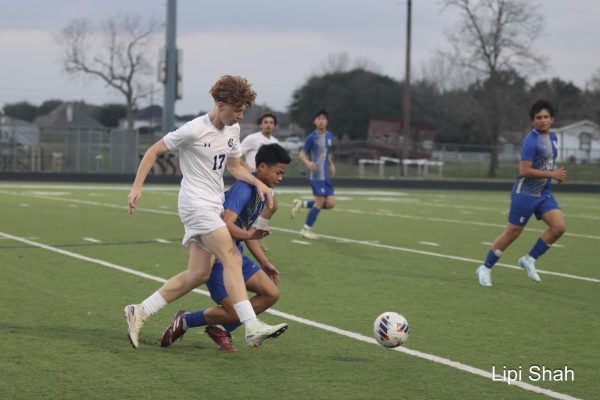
0 231 581 400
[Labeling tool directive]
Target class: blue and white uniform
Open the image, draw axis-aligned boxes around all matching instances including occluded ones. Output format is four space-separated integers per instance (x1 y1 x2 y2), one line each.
508 129 560 226
303 130 334 196
206 180 266 303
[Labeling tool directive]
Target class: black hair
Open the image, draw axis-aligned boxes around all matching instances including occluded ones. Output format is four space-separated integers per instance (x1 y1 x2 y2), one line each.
529 99 555 119
257 112 278 126
312 109 329 120
255 143 291 166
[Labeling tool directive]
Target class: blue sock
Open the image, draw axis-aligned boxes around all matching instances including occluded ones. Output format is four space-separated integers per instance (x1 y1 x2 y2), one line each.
184 310 207 329
484 249 501 269
303 200 315 208
305 207 321 228
528 238 550 259
223 322 241 333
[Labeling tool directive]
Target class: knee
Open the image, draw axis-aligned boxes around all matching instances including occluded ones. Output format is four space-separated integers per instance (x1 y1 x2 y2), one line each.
552 223 567 237
314 198 325 208
326 199 335 209
220 249 242 268
270 202 278 213
187 269 210 285
265 287 280 306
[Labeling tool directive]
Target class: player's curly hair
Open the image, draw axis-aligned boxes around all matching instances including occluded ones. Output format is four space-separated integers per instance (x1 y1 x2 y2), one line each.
210 75 257 108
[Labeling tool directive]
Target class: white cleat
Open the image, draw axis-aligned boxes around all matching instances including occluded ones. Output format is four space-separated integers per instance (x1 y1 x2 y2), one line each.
518 256 541 283
476 265 492 287
123 304 146 349
300 228 318 240
290 199 302 219
245 320 288 347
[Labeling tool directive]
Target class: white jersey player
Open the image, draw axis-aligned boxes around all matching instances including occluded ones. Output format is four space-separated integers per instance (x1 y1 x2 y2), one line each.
240 113 281 231
124 76 287 349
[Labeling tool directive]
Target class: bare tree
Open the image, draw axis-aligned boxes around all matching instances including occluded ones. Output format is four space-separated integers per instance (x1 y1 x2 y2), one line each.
441 0 547 177
314 52 382 76
57 14 161 130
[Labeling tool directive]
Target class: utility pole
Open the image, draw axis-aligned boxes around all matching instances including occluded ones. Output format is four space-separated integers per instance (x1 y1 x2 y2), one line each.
401 0 412 160
162 0 177 133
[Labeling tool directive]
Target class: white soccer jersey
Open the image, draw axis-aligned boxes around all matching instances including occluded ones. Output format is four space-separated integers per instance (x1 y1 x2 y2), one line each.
240 131 279 171
163 114 241 209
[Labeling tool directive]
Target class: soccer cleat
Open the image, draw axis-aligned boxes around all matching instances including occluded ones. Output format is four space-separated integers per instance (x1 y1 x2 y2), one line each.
161 309 187 347
244 320 288 347
123 304 146 349
518 256 541 282
290 199 302 219
476 265 493 287
300 229 318 240
205 325 238 352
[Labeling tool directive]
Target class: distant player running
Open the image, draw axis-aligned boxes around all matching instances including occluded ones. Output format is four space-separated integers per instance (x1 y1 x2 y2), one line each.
161 144 291 351
476 99 567 287
290 109 336 239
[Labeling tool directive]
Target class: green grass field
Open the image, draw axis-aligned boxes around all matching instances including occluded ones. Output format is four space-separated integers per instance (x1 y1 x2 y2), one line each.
1 182 598 400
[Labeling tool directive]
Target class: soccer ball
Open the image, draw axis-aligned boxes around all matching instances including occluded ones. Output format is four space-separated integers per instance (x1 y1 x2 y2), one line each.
373 312 409 348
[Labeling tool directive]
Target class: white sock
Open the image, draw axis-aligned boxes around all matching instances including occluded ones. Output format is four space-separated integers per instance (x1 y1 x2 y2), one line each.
255 216 269 229
302 201 309 208
233 300 257 325
303 225 311 230
141 291 167 318
494 249 503 257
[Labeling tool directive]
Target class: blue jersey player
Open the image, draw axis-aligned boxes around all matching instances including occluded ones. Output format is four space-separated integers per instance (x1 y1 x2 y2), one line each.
161 144 292 350
476 100 567 287
291 109 336 239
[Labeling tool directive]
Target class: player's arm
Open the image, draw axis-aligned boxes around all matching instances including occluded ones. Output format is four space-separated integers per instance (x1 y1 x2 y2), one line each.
244 239 281 285
226 157 273 208
128 139 169 214
222 209 271 241
328 152 336 177
299 149 317 171
519 161 567 182
239 136 253 171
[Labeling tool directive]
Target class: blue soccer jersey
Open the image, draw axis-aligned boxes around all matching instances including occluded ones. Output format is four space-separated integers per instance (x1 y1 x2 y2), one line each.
303 131 333 181
223 180 266 251
512 129 558 197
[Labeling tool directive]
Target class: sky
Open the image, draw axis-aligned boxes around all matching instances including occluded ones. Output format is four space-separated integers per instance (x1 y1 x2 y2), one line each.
1 0 599 115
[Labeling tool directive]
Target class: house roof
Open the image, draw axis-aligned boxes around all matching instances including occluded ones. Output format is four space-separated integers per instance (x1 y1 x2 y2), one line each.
34 102 104 131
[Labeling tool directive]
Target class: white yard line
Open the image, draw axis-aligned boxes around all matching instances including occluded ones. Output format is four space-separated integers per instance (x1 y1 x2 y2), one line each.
154 238 172 244
0 230 581 400
2 191 598 283
83 237 101 243
291 240 311 245
419 241 440 247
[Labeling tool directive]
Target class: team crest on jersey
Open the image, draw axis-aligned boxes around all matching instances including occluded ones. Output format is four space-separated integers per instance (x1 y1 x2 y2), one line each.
228 138 234 147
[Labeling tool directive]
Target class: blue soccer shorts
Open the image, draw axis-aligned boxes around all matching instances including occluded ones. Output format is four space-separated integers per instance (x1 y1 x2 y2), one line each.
508 192 560 226
206 255 261 304
310 179 335 197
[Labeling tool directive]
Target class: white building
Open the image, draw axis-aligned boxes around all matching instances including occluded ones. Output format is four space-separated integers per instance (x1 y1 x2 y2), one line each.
553 120 600 163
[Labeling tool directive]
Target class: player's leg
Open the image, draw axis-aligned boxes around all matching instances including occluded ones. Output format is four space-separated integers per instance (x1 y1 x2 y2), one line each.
518 197 564 282
476 223 525 285
300 182 325 238
124 244 212 348
476 193 533 286
200 229 286 346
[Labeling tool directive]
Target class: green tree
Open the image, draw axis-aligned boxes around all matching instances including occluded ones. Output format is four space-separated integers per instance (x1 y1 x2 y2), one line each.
289 69 403 140
2 101 37 122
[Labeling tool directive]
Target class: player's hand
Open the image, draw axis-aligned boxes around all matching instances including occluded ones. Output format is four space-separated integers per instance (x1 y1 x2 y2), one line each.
256 181 274 209
329 163 336 177
306 161 318 171
261 262 281 285
128 187 142 214
552 167 567 183
249 228 271 240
